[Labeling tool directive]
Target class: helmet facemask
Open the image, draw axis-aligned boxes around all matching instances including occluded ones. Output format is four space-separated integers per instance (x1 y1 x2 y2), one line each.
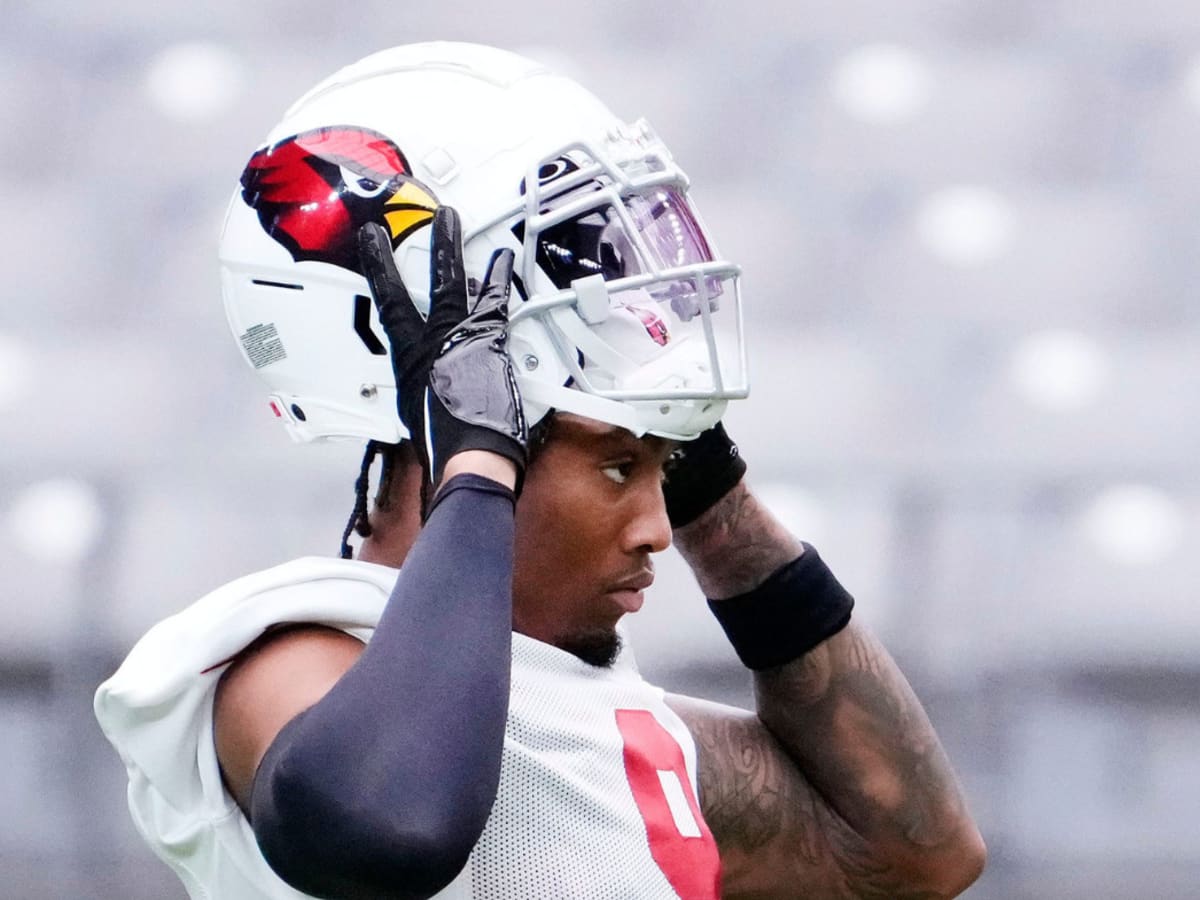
477 122 748 440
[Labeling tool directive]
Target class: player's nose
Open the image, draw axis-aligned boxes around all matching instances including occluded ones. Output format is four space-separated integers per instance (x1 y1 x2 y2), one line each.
621 480 672 554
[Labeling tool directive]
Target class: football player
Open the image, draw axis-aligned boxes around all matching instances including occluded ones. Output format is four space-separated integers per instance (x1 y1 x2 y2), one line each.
95 42 985 899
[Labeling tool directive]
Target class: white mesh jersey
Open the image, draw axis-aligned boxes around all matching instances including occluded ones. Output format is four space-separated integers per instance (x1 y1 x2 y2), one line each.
94 557 722 899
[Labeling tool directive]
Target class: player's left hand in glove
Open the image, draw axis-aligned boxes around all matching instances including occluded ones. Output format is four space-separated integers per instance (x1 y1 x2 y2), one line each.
358 206 527 496
663 421 747 528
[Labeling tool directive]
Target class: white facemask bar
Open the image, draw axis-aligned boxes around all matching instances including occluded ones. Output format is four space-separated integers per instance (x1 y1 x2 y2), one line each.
509 262 748 401
463 120 686 246
460 123 749 433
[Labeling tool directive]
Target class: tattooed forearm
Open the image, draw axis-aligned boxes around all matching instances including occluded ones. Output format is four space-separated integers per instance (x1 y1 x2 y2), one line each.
830 834 958 900
673 483 802 598
675 693 969 900
673 482 983 896
757 622 970 855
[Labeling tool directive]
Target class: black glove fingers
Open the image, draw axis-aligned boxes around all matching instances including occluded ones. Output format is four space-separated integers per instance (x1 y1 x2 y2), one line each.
472 249 516 318
426 207 468 337
357 222 424 342
662 422 747 528
356 205 527 503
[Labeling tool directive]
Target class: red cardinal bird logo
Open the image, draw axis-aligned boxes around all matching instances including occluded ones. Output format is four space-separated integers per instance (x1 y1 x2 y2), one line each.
631 305 670 347
240 126 438 274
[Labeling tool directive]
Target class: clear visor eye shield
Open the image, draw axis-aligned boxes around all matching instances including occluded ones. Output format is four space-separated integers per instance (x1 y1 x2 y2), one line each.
465 130 749 436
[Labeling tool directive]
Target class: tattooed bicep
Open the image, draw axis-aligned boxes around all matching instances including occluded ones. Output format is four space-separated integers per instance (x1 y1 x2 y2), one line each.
666 694 854 898
666 688 971 900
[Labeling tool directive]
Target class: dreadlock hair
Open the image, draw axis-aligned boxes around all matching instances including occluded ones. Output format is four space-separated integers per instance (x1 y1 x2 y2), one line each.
338 413 559 559
339 440 401 559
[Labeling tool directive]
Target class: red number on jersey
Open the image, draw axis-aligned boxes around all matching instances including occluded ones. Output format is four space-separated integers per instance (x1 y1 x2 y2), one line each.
615 709 721 899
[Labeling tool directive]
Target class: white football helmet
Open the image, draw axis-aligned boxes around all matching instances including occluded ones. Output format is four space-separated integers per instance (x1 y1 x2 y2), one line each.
219 41 749 443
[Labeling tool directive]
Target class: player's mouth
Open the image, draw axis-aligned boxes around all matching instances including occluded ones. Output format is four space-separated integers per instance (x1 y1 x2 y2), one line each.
606 569 655 614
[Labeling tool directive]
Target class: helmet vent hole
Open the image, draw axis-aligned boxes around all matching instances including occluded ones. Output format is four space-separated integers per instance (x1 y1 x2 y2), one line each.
353 295 388 355
251 278 304 291
290 404 307 421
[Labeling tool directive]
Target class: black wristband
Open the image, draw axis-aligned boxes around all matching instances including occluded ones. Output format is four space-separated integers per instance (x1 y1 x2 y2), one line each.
707 543 854 671
663 423 747 528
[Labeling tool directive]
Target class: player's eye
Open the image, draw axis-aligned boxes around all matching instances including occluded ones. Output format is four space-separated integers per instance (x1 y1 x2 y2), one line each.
340 166 389 198
601 461 634 484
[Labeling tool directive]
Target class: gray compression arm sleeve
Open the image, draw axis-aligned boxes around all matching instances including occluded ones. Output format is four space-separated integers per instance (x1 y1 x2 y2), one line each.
249 473 514 900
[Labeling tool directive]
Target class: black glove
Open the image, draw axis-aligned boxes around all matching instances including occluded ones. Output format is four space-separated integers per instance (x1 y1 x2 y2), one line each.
662 422 747 528
358 207 527 494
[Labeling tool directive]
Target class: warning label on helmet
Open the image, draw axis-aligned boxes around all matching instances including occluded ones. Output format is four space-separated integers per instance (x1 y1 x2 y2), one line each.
240 323 287 369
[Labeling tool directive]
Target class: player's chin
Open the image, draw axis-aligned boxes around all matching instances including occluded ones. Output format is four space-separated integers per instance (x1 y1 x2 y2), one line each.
557 627 622 668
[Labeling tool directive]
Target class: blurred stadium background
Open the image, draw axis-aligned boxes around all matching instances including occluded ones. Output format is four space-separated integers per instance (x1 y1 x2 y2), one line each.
2 2 1198 897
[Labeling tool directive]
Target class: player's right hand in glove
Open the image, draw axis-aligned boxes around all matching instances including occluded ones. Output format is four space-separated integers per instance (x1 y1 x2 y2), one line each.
358 206 527 495
662 422 748 528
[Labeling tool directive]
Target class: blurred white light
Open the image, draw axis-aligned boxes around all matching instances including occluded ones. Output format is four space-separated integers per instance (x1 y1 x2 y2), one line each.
1182 54 1200 110
0 332 33 410
830 43 932 124
145 42 243 122
7 478 104 565
1009 330 1109 411
916 185 1015 266
756 482 829 545
1081 484 1184 566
